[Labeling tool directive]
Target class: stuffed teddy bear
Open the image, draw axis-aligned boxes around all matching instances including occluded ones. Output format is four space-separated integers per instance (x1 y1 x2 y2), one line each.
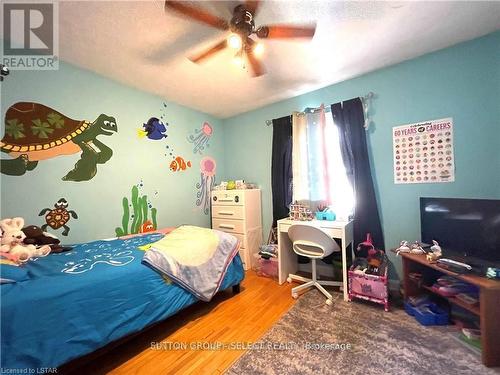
0 218 50 263
22 225 67 253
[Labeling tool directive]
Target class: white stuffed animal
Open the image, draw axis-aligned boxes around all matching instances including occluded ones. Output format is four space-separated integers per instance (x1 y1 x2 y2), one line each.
0 217 50 263
426 240 442 261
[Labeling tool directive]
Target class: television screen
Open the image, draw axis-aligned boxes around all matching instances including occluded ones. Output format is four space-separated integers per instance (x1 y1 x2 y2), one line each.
420 197 500 264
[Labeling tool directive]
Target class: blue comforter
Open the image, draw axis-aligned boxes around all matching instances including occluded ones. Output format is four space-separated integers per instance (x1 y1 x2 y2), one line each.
0 233 244 371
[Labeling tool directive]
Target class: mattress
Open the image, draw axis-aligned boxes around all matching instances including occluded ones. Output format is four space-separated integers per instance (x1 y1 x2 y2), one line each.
0 233 244 370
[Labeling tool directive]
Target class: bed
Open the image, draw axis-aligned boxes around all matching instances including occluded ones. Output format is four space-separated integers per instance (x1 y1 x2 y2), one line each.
0 231 244 370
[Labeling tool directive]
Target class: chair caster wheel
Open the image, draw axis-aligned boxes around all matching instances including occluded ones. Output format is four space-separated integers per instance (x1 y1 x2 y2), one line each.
325 299 333 306
287 277 292 283
292 293 298 299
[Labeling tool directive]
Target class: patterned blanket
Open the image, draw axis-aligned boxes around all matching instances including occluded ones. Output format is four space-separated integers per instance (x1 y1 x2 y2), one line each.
142 225 240 301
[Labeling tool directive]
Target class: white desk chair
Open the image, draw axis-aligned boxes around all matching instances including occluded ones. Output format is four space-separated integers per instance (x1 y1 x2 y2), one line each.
286 224 342 305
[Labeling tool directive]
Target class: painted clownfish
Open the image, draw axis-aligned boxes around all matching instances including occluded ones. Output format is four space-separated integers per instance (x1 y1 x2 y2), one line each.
169 156 191 172
139 220 155 233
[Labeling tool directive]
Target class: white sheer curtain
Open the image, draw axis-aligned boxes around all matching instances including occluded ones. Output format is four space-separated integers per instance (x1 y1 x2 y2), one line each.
292 105 354 220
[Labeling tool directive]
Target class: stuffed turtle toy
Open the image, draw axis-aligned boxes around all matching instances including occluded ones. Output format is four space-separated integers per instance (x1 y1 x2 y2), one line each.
39 198 78 236
1 102 117 181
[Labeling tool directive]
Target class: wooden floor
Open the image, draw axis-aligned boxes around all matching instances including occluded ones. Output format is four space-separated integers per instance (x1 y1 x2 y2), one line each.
72 271 295 375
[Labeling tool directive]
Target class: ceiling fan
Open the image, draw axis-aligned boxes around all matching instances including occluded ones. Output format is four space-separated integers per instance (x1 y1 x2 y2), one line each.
164 0 316 77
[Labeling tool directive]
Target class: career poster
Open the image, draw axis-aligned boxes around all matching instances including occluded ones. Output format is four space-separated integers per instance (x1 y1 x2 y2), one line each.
393 118 454 184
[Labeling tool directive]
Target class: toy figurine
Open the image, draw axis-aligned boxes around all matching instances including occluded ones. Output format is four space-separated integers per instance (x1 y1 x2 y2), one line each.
396 240 425 255
410 241 425 254
426 240 442 262
396 240 411 255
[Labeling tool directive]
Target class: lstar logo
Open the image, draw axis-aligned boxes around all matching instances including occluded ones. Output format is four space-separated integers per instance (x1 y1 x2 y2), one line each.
2 1 59 70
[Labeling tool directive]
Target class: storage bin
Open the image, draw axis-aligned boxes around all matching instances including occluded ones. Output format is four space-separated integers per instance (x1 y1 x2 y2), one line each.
253 254 278 279
404 301 417 316
315 211 336 221
413 303 449 326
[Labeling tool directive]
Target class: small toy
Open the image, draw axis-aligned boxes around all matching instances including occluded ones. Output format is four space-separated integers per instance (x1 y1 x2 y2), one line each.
396 240 425 255
426 240 442 261
227 180 236 190
356 233 375 258
486 267 500 279
22 225 65 253
39 198 78 236
410 241 425 254
0 218 50 263
396 240 411 255
289 201 313 221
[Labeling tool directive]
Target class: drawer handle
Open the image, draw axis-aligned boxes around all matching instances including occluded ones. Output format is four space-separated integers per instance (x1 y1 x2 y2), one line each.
218 199 233 202
219 224 235 230
218 211 234 216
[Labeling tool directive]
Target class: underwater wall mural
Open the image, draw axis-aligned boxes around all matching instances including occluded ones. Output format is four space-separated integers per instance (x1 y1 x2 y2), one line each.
187 122 212 154
115 181 158 237
39 198 78 236
169 156 191 172
137 117 168 140
0 102 117 181
196 156 216 215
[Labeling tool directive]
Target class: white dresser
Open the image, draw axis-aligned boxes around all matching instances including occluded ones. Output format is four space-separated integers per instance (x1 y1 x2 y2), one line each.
211 189 262 270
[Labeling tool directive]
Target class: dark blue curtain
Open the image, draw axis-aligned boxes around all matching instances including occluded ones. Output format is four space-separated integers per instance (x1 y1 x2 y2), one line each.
331 98 385 250
271 116 293 226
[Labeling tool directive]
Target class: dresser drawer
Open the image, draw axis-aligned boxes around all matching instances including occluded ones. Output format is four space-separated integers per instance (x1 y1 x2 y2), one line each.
211 190 245 206
212 205 245 220
212 218 245 234
231 233 247 249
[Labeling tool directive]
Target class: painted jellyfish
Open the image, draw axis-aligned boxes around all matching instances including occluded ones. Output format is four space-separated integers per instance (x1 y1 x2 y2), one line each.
196 156 216 214
187 122 213 154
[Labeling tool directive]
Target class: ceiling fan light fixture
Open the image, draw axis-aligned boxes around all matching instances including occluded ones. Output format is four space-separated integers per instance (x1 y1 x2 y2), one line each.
232 51 244 68
253 42 264 57
228 33 242 49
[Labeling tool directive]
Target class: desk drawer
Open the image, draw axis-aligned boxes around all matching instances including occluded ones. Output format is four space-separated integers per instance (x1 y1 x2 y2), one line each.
212 218 245 234
212 205 245 220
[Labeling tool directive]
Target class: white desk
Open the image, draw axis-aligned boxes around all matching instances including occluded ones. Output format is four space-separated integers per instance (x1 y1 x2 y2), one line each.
277 218 354 301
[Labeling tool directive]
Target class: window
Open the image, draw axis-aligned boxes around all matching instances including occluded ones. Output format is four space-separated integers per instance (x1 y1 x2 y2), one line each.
292 107 354 220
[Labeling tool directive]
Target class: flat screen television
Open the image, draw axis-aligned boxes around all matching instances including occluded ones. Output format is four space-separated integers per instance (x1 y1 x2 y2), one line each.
420 197 500 266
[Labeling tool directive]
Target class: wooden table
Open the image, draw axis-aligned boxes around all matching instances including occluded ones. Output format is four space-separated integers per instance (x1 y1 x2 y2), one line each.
399 252 500 367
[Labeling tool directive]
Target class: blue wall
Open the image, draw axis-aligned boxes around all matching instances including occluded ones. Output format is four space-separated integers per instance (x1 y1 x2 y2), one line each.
0 62 225 244
222 32 500 279
1 32 499 278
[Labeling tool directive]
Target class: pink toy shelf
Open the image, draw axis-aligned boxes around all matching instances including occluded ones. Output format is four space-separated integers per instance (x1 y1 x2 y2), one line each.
348 261 389 312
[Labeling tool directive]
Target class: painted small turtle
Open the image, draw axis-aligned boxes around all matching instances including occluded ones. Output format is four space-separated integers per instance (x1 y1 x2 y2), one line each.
39 198 78 236
1 102 117 181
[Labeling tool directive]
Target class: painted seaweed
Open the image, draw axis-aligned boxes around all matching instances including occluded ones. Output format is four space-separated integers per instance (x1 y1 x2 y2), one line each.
115 185 158 236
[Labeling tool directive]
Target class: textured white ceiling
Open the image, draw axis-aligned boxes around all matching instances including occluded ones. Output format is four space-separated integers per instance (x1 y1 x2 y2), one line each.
54 1 500 118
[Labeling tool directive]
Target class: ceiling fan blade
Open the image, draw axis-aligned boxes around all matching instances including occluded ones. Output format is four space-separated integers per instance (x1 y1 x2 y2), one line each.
256 24 316 39
245 44 265 77
244 0 261 15
165 1 229 30
189 39 228 63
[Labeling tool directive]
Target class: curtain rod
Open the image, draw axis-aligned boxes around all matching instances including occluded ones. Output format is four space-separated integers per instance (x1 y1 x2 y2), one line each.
265 92 375 126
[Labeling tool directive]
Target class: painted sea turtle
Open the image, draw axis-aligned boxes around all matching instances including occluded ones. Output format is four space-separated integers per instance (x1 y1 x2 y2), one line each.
39 198 78 236
1 102 117 181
